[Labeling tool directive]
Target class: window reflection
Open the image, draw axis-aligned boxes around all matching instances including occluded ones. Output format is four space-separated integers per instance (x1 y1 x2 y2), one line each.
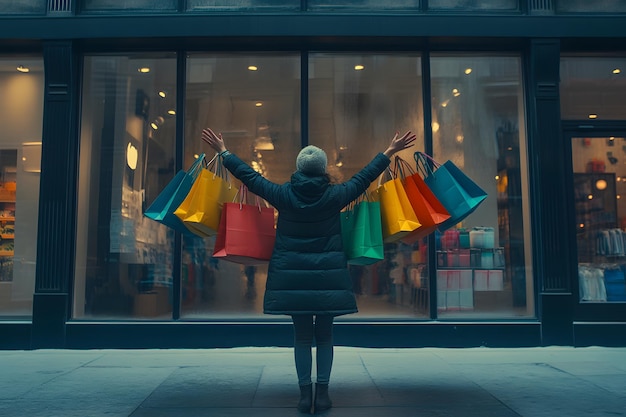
309 53 428 318
181 54 300 318
430 55 533 318
75 54 177 318
561 57 626 120
572 137 626 303
0 57 43 318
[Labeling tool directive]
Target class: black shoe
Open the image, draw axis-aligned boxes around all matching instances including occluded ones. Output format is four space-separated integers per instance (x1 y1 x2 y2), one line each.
314 383 332 413
297 383 313 413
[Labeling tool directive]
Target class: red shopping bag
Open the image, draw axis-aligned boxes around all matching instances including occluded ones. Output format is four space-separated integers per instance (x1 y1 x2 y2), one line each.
394 156 451 243
212 188 276 265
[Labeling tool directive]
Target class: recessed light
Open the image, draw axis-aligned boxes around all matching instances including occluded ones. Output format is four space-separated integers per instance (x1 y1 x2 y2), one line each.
16 65 29 73
138 67 150 73
464 68 472 75
167 109 176 115
150 122 159 130
354 65 364 71
248 65 258 71
158 91 166 98
613 68 621 74
588 114 598 119
255 102 263 107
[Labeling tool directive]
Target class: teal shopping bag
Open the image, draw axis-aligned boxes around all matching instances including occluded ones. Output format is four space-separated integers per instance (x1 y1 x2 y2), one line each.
144 153 207 236
341 197 384 265
415 152 487 231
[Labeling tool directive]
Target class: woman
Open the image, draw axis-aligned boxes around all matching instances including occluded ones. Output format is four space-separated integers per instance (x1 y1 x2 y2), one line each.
202 128 415 414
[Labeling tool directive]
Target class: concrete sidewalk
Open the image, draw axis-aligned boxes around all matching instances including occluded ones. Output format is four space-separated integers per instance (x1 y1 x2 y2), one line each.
0 346 625 417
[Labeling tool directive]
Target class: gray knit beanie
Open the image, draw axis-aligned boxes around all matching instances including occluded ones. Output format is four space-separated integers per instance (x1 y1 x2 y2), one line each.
296 145 327 175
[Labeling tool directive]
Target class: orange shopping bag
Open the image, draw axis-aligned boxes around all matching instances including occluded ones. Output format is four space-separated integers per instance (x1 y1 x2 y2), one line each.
394 156 450 243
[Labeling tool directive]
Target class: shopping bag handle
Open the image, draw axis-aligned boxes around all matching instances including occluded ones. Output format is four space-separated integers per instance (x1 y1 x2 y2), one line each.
414 151 440 177
376 166 396 188
393 156 418 180
234 184 271 212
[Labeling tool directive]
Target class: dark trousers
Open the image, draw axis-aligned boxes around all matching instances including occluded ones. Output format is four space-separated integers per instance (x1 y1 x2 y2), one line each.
291 314 334 385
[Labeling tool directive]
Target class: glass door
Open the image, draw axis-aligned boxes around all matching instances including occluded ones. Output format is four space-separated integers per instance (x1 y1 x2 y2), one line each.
567 132 626 321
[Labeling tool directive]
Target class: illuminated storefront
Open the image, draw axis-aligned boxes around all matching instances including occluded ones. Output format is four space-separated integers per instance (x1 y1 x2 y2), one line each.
0 0 625 349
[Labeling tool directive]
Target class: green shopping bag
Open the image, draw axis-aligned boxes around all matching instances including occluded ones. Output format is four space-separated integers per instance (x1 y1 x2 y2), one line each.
144 153 207 236
341 195 384 265
415 152 487 231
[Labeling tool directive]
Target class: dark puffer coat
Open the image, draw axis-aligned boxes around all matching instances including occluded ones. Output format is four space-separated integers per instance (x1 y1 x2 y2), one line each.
222 152 391 316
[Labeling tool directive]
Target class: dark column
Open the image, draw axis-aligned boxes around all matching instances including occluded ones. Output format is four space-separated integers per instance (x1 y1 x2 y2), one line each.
527 39 574 345
31 41 79 349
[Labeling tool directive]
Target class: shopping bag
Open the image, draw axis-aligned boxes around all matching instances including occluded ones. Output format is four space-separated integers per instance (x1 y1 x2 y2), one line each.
415 152 487 231
212 187 276 265
174 154 238 237
373 168 421 243
394 156 450 243
341 194 384 265
144 153 206 236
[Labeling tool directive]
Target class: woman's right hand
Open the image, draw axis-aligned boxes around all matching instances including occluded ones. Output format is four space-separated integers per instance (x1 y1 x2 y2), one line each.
201 128 227 154
383 131 417 158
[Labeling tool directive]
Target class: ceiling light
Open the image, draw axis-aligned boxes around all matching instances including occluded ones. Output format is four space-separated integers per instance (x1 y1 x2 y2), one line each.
452 88 461 97
248 65 258 71
138 67 150 73
16 65 29 73
354 65 364 71
588 114 598 119
613 68 621 74
464 68 472 75
167 109 176 115
150 122 159 130
255 102 263 107
158 91 166 98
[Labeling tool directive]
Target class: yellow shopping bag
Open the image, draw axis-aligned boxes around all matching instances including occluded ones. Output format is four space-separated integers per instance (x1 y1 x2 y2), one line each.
373 169 421 243
174 154 238 237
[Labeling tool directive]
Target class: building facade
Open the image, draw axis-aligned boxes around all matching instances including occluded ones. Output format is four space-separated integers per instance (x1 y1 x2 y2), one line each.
1 0 625 349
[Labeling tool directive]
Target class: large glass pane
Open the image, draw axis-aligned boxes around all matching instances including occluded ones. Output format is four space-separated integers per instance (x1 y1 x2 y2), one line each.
80 0 177 12
560 56 626 120
182 53 301 318
556 0 626 13
430 55 533 318
308 0 419 11
428 0 517 11
187 0 299 11
572 136 626 303
308 53 427 318
75 53 177 318
0 57 44 318
0 0 46 14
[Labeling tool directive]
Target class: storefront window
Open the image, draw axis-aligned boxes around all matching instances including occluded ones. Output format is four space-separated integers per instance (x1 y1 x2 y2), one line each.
75 54 177 318
430 55 533 318
428 0 517 11
308 0 419 10
0 57 44 318
308 53 427 318
560 56 626 120
80 0 177 12
187 0 299 11
181 53 301 318
555 0 626 13
0 0 46 14
571 137 626 303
